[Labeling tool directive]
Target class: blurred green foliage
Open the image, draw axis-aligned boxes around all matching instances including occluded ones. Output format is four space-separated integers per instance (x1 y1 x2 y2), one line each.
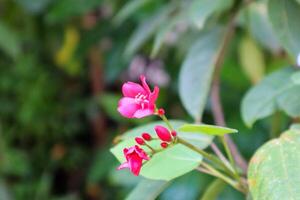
0 0 299 199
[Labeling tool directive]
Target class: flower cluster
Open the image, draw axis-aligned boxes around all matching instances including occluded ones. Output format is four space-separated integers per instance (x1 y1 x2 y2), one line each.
116 75 176 176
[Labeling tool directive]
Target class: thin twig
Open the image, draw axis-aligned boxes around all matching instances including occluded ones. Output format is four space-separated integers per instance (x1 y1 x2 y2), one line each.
210 2 248 173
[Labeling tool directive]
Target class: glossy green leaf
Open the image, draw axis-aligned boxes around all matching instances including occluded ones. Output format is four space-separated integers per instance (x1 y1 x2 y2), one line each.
126 179 169 200
201 179 226 200
268 0 300 57
187 0 233 29
0 21 21 59
248 130 300 200
125 6 173 57
179 27 224 121
114 0 152 25
179 124 237 136
111 120 213 181
239 35 265 84
242 67 300 127
247 2 281 53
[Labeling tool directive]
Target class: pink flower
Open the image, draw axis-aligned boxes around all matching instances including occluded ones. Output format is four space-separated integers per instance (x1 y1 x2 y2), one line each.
117 145 150 176
118 75 159 118
155 125 172 142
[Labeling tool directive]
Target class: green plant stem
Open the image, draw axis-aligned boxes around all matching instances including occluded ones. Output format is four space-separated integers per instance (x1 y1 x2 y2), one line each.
160 114 174 131
220 136 236 173
159 114 236 178
201 162 246 194
177 137 235 178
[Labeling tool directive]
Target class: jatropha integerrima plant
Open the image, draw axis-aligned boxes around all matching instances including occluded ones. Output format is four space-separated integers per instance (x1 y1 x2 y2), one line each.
111 75 248 193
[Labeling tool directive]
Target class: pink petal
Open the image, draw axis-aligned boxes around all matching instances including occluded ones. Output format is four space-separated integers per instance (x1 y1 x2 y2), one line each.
140 75 151 94
149 86 159 105
122 82 146 98
128 155 143 176
133 109 154 118
118 97 139 118
117 162 129 170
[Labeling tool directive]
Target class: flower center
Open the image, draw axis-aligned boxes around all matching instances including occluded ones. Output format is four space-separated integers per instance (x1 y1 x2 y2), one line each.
135 93 149 109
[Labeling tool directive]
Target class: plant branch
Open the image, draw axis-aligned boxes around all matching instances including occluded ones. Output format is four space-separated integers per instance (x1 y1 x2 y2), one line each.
210 2 248 173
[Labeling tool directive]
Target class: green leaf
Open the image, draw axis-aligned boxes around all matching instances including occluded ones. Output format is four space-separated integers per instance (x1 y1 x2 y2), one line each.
87 150 116 183
290 123 300 131
248 130 300 200
247 2 281 53
241 67 300 127
114 0 152 25
179 124 237 136
110 120 213 181
179 27 225 121
151 14 183 58
125 5 173 57
126 179 169 200
0 21 21 59
15 0 51 13
200 179 226 200
268 0 300 57
46 0 103 23
187 0 233 29
238 35 265 84
291 71 300 84
0 148 31 177
160 172 212 200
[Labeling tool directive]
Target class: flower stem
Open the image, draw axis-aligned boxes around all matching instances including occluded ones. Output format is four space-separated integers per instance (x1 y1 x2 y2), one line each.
177 137 235 178
160 114 174 131
200 162 246 194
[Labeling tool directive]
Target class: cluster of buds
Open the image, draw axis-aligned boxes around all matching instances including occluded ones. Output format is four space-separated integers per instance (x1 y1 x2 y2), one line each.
133 125 177 150
155 125 177 148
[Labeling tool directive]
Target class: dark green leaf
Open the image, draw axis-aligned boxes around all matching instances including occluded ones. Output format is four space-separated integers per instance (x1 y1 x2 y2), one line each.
0 21 21 59
125 5 173 57
187 0 233 29
179 27 225 121
242 67 300 127
114 0 152 25
126 179 169 200
247 2 281 53
200 179 226 200
268 0 300 57
47 0 103 23
15 0 52 13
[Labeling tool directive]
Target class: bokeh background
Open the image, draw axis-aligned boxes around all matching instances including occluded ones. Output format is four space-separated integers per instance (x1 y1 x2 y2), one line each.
0 0 293 199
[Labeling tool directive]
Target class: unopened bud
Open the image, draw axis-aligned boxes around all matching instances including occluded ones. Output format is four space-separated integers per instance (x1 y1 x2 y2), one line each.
141 133 152 141
135 137 145 145
161 142 168 148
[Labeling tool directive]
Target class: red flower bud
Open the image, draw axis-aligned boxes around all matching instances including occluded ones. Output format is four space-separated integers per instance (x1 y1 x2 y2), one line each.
171 130 177 137
157 108 165 116
135 137 145 145
155 125 172 142
161 142 168 148
141 133 152 141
